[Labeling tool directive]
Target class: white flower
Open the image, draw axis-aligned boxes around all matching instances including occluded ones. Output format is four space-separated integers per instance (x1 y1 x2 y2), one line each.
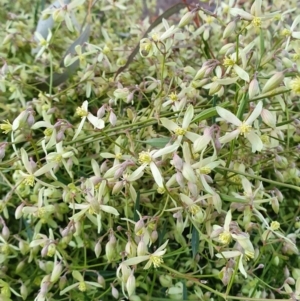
138 144 179 187
160 105 200 143
216 101 263 152
34 29 52 58
19 148 56 187
73 100 104 141
216 251 249 278
123 240 169 269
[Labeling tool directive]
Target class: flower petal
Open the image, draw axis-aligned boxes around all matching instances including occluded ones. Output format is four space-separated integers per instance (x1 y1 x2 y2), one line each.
246 131 263 152
219 129 240 144
245 101 263 125
233 64 249 82
160 118 179 132
216 107 242 126
150 162 163 187
182 105 194 129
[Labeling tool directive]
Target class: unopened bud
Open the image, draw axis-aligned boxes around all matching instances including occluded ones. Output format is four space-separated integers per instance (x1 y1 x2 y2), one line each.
159 274 173 287
50 262 63 283
150 230 158 244
112 181 123 195
111 284 119 299
286 277 295 285
20 283 28 300
97 274 106 288
126 271 136 297
194 65 209 80
125 240 137 258
274 188 283 202
262 72 284 94
223 20 236 39
59 275 67 290
137 239 147 256
272 255 279 266
208 82 222 95
16 260 26 274
261 109 276 128
178 11 195 28
94 240 102 258
134 219 145 235
109 111 117 126
2 226 10 240
105 235 116 262
271 197 279 214
248 77 260 100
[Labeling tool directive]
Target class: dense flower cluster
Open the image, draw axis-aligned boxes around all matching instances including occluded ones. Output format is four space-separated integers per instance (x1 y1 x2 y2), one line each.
0 0 299 300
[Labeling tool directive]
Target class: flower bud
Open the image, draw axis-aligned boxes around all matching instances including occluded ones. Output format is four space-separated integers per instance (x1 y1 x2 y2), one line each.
262 72 284 93
178 11 195 28
272 255 279 266
150 230 158 244
109 111 117 126
274 188 283 202
59 275 67 290
2 226 10 241
223 21 237 39
159 274 173 287
126 271 136 297
105 234 116 262
111 284 119 299
137 239 147 256
112 181 123 195
271 197 279 214
16 260 26 274
94 240 102 258
248 77 260 100
125 240 137 258
50 262 63 283
97 274 106 288
261 109 276 128
20 282 28 299
134 219 145 236
208 82 222 95
286 277 295 285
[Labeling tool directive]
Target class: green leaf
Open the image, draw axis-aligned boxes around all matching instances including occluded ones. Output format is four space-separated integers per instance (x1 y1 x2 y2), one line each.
192 107 217 123
142 137 171 148
191 225 199 259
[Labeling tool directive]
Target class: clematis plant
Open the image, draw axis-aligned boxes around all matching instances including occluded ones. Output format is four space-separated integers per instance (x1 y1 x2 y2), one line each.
216 101 263 152
123 240 169 270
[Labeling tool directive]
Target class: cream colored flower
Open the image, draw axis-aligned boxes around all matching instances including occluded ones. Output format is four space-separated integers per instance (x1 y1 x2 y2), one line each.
123 240 168 269
216 101 263 152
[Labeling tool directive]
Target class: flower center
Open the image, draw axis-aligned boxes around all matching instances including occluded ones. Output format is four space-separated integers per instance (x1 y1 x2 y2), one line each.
149 254 164 268
219 231 231 244
239 122 252 135
189 204 200 215
174 127 187 136
24 175 35 187
252 17 262 28
223 57 235 67
138 151 152 164
78 281 87 292
270 221 280 230
281 28 291 37
76 106 88 117
115 152 122 160
168 92 178 102
290 77 300 94
200 166 211 174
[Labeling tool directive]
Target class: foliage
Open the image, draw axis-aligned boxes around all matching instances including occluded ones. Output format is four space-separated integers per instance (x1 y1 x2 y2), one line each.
0 0 300 300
